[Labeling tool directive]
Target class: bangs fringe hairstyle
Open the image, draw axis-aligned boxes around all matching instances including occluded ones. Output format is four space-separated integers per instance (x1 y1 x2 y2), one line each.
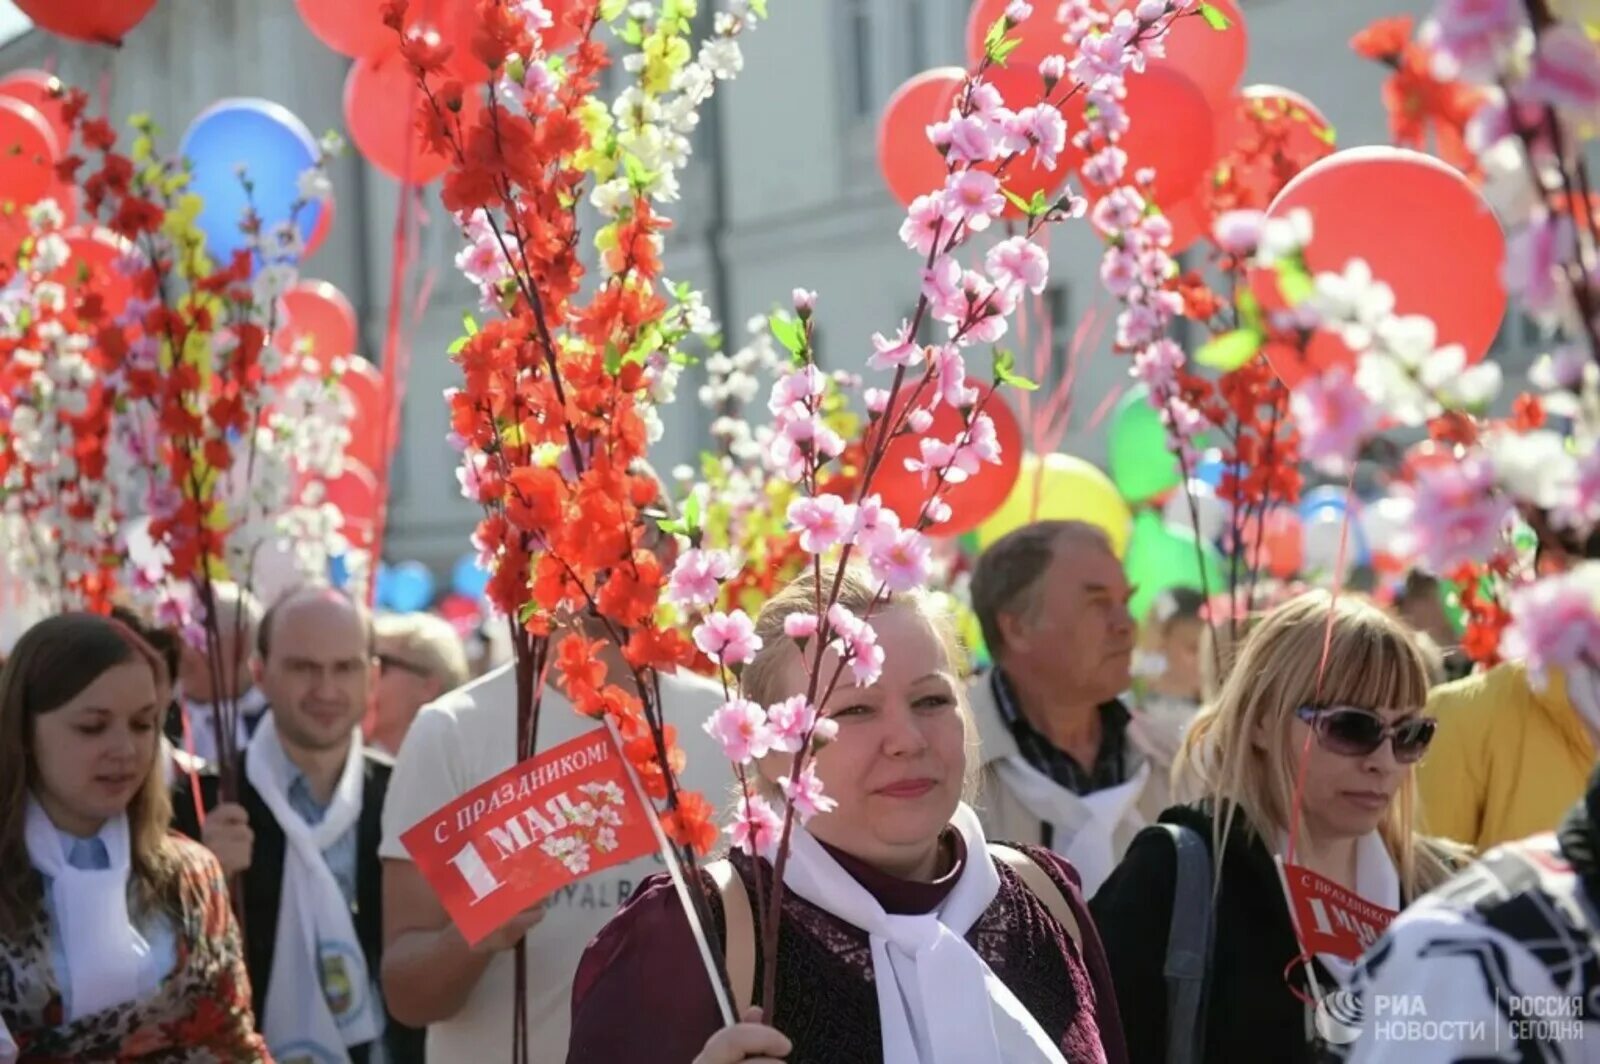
738 564 979 800
1174 591 1457 899
0 613 182 937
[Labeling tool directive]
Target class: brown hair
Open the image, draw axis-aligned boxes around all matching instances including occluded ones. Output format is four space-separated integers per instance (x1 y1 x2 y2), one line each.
1174 591 1458 898
0 613 182 937
970 520 1112 657
739 564 977 797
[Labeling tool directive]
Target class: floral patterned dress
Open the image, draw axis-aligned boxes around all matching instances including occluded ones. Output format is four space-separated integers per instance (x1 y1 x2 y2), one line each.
0 834 270 1062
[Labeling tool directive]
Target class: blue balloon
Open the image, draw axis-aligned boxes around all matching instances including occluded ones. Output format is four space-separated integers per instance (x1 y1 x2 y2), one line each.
328 552 351 589
452 553 491 600
1299 485 1350 520
1193 453 1229 489
180 98 323 272
385 560 435 613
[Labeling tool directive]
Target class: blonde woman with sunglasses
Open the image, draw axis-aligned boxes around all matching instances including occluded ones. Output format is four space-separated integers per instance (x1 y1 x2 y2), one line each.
1089 591 1466 1064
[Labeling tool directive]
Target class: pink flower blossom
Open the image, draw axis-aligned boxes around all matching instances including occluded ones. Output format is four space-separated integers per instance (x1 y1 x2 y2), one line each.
851 494 902 553
1291 366 1380 473
1213 210 1265 256
1502 211 1573 314
932 345 980 408
705 697 775 763
1423 0 1523 79
783 613 820 640
827 604 886 686
455 209 513 290
1401 456 1514 572
667 548 737 609
868 527 935 591
900 193 948 255
779 765 838 822
1005 0 1034 20
694 610 764 667
1525 24 1600 115
986 236 1051 298
768 364 827 418
727 792 784 857
1501 566 1600 688
1132 338 1187 390
870 322 923 371
788 494 853 553
1039 55 1067 85
1100 249 1140 298
1012 104 1068 170
865 387 891 414
766 694 837 753
792 288 818 316
1081 145 1128 187
941 170 1006 233
936 114 1000 166
906 407 934 433
1556 449 1600 532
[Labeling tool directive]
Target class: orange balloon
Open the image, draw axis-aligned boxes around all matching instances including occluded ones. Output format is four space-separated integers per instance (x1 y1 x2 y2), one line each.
1151 0 1248 107
877 68 963 207
1254 147 1506 388
345 44 483 185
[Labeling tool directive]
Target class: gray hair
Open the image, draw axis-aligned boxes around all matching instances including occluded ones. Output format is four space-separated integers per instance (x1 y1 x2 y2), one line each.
375 611 471 690
970 520 1113 657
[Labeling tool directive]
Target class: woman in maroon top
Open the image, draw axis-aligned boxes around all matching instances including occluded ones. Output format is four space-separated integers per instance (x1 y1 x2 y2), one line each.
567 566 1128 1064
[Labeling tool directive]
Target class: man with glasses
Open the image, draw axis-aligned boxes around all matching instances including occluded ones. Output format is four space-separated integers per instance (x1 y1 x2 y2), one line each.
371 612 471 757
174 584 424 1064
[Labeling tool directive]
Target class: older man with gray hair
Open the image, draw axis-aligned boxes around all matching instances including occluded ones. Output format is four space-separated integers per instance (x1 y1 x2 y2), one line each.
371 611 472 756
969 519 1167 897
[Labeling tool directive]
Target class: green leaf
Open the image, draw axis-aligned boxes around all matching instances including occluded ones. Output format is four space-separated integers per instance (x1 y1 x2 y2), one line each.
447 336 468 355
1313 123 1337 146
993 348 1041 392
684 492 702 533
462 311 479 336
517 601 538 625
619 19 643 45
750 0 768 15
769 311 805 357
1196 328 1263 371
603 343 623 375
656 516 689 537
1275 259 1315 305
1237 287 1264 333
1198 2 1231 30
989 34 1022 64
599 0 627 21
1002 189 1034 216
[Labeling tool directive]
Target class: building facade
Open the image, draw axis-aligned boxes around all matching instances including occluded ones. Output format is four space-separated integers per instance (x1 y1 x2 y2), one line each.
4 0 1501 579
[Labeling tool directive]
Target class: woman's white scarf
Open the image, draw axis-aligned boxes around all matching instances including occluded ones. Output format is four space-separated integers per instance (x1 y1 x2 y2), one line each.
23 799 149 1021
781 802 1068 1064
246 715 378 1061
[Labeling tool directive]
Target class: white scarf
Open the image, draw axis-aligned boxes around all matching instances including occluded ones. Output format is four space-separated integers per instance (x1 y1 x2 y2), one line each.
182 685 270 764
23 798 149 1021
993 758 1152 898
781 803 1068 1064
245 715 378 1061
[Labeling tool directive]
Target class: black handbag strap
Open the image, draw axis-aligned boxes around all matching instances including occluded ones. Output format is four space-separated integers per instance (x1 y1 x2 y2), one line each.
1157 823 1215 1064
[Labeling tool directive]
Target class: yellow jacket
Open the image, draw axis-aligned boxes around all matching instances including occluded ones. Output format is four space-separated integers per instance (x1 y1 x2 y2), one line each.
1418 662 1596 851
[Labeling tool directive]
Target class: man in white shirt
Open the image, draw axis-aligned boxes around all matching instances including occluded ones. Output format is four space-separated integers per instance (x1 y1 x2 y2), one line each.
378 633 729 1063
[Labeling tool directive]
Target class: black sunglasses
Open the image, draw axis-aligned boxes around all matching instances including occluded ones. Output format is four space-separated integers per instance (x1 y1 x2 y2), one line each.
1294 705 1437 764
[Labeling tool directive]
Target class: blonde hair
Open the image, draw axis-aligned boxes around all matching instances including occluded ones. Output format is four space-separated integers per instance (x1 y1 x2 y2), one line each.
375 611 471 690
739 564 978 799
1174 590 1456 898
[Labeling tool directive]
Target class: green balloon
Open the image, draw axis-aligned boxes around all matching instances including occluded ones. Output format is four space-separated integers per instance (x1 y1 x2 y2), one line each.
1109 385 1184 504
1125 511 1226 621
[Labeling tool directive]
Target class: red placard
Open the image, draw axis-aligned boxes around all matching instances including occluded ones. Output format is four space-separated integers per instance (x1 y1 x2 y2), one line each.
1280 860 1398 961
401 727 658 946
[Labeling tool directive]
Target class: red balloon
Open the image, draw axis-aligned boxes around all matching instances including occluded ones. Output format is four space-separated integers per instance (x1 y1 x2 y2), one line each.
52 227 139 322
875 388 1024 537
1164 193 1209 253
305 184 334 259
277 280 358 363
295 0 389 57
980 61 1086 218
14 0 156 46
1255 147 1506 387
346 44 483 185
1117 66 1216 208
0 98 60 209
436 592 483 637
877 68 963 208
0 71 71 151
1151 0 1248 107
341 358 391 472
1261 508 1303 579
324 461 382 551
964 0 1074 72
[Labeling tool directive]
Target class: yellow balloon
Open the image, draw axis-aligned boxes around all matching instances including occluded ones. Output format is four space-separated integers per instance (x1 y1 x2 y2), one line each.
975 453 1133 557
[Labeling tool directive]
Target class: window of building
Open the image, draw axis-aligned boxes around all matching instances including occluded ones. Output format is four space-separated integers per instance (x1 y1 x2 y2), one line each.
845 0 875 120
